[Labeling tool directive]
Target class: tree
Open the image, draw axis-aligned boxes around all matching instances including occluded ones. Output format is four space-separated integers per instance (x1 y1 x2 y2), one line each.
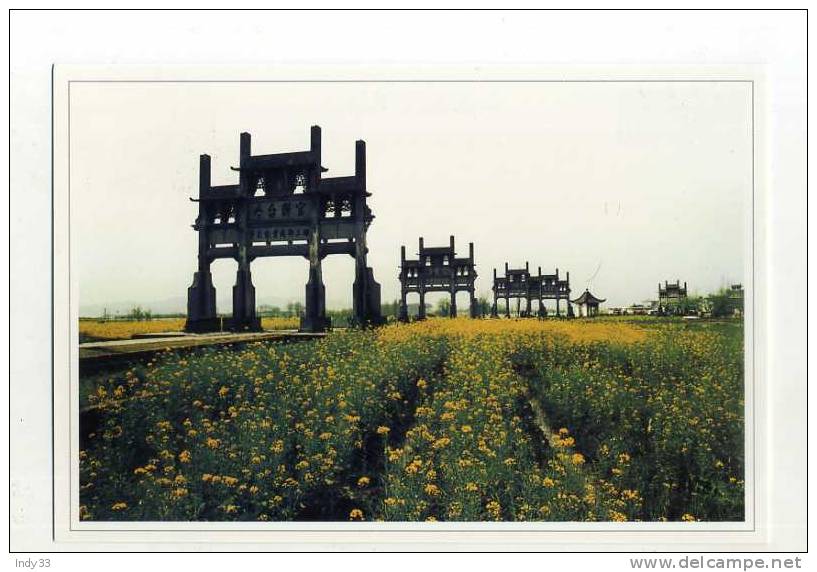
477 296 491 317
258 304 283 317
707 287 742 317
380 299 401 318
436 298 451 317
127 305 152 321
675 295 702 316
286 301 304 317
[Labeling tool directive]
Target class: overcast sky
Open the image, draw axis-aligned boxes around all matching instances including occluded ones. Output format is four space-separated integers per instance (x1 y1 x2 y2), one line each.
71 81 751 314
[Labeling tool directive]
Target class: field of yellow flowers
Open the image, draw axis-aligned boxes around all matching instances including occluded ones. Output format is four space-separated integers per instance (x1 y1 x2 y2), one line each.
79 317 299 341
79 317 744 522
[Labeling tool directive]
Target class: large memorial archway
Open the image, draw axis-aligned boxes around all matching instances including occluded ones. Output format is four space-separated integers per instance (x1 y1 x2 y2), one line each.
185 126 383 333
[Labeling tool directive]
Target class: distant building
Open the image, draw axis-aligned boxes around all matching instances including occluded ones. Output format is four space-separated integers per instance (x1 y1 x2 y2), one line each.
626 303 651 316
609 301 657 316
571 289 605 317
659 280 687 304
491 262 573 318
659 280 688 315
728 284 744 317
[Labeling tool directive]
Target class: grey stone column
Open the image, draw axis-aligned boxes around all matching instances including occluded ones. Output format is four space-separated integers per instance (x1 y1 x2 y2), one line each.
301 228 327 332
301 128 328 332
490 268 498 317
232 267 257 330
418 289 427 320
185 154 219 332
398 290 409 322
230 132 260 331
398 246 409 322
351 140 382 327
352 216 369 325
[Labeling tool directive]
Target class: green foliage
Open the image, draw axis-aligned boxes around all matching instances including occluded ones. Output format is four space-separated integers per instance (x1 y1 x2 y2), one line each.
380 299 401 318
706 288 744 318
127 306 152 321
257 305 283 317
80 331 449 521
522 321 744 521
477 296 492 318
285 301 304 317
436 298 451 317
80 319 743 522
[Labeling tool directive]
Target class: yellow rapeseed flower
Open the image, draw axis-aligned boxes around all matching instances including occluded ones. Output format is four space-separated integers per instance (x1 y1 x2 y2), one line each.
622 489 641 502
681 513 697 522
432 437 451 450
485 500 502 520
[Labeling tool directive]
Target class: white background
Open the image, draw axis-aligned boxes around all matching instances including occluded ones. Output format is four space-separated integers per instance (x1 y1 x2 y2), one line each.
7 4 809 567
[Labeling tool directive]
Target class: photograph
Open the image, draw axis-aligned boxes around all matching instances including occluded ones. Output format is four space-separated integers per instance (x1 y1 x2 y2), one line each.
71 79 749 524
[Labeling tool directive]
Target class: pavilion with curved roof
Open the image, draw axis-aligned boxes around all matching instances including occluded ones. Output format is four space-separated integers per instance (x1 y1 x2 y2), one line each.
571 289 606 317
